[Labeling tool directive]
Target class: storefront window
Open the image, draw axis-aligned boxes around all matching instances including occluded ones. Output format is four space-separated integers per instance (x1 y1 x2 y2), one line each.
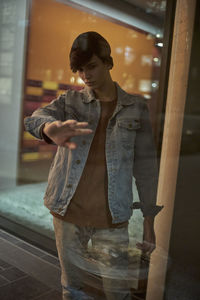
0 0 167 235
0 0 168 298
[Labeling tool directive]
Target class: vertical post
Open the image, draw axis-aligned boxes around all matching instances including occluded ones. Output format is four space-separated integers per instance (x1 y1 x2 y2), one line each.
146 0 196 299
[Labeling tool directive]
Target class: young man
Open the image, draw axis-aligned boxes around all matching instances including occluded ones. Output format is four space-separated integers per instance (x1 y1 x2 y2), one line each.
25 31 163 300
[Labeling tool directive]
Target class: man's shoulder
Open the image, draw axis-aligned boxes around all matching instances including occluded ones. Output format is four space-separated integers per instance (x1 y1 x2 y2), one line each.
63 88 85 104
116 83 146 108
126 91 146 102
66 87 84 96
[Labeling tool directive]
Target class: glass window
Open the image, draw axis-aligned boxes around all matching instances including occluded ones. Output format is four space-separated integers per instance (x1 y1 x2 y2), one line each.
0 0 169 298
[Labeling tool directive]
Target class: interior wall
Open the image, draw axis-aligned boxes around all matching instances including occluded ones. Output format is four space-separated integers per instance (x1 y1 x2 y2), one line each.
26 0 155 93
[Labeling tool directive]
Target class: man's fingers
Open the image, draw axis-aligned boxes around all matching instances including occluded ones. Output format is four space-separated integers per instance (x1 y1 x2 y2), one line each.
63 120 90 129
73 122 90 128
136 242 155 254
136 242 146 251
56 120 63 127
47 120 93 148
72 128 93 136
146 244 156 255
62 121 93 135
63 120 77 126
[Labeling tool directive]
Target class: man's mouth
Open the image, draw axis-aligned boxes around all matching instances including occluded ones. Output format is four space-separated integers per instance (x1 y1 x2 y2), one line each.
85 81 95 85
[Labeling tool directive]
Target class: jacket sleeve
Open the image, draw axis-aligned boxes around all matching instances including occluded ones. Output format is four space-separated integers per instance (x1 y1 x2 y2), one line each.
133 100 163 217
24 94 66 140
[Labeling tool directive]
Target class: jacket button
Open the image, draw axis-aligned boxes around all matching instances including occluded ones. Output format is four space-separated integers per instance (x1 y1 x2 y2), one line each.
67 184 72 188
128 123 133 128
82 140 86 145
76 159 81 164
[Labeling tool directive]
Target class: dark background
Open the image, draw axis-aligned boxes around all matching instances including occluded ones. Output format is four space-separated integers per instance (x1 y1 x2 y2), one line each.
164 1 200 299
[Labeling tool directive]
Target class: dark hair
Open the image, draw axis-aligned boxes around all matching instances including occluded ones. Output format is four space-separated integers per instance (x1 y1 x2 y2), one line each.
69 31 113 72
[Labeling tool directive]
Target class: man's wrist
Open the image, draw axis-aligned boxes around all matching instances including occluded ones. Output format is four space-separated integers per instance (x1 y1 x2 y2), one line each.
144 216 155 226
43 122 52 135
40 123 53 144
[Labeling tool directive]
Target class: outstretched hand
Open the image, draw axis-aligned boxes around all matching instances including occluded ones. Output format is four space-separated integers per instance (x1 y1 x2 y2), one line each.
43 120 93 149
136 216 156 256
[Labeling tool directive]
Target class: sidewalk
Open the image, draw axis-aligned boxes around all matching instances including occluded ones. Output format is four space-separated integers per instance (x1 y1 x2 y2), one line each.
0 229 62 300
0 229 146 300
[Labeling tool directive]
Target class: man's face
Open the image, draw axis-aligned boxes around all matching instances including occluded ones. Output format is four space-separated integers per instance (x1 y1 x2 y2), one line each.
77 55 111 90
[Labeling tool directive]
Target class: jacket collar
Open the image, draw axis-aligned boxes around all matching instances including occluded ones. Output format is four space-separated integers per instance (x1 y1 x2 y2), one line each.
81 86 96 103
115 82 136 107
81 82 136 106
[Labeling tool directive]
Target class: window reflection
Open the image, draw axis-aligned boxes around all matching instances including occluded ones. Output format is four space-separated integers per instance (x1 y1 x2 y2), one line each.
0 0 166 298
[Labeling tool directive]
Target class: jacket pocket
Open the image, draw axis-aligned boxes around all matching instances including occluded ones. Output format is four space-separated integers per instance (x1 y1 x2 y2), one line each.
117 118 141 148
117 119 141 130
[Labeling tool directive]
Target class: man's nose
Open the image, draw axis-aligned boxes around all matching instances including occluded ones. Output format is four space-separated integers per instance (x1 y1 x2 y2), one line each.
84 71 91 80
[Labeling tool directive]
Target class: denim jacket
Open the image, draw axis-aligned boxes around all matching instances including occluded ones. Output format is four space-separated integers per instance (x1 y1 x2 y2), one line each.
24 83 163 223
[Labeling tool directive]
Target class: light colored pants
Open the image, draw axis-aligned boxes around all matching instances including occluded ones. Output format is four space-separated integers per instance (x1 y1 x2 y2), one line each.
53 217 132 300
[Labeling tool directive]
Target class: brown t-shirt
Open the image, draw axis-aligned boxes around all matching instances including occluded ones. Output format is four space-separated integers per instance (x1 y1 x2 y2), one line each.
51 99 128 228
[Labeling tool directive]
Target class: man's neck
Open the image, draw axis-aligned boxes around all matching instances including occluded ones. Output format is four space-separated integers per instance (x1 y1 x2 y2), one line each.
93 80 117 102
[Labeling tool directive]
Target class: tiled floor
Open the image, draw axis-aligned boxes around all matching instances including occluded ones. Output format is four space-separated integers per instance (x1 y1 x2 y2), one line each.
0 229 62 300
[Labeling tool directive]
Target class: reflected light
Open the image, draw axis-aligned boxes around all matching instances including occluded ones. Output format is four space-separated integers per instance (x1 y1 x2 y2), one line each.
122 76 135 92
151 81 159 91
156 42 163 47
153 57 161 67
77 77 84 85
141 55 152 66
143 94 151 99
70 76 75 84
152 82 158 88
139 80 151 92
124 46 135 65
57 69 64 81
125 46 132 54
156 33 162 38
186 129 193 135
146 34 154 40
115 47 123 54
127 31 138 39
